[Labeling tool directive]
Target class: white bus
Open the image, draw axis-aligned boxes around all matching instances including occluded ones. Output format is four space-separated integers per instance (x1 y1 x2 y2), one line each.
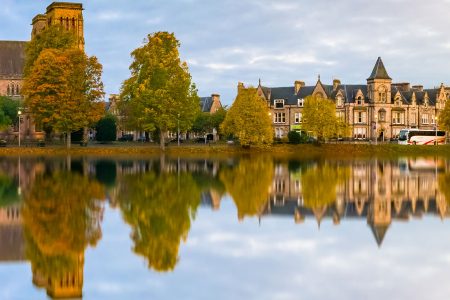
398 129 446 145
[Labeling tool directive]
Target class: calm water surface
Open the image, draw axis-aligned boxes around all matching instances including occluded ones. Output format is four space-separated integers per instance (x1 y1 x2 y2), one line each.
0 155 450 299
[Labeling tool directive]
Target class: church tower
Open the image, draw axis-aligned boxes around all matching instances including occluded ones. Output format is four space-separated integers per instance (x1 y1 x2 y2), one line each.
31 2 84 50
367 57 392 103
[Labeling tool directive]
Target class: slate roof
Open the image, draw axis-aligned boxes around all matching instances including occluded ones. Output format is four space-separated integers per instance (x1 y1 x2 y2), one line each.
0 225 25 261
367 57 391 80
0 41 27 77
199 97 213 112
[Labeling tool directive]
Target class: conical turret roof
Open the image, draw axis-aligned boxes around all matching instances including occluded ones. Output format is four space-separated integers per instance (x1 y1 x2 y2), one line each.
367 57 391 80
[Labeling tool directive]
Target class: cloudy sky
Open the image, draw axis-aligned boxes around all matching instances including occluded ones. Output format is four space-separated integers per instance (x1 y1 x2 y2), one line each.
2 0 450 105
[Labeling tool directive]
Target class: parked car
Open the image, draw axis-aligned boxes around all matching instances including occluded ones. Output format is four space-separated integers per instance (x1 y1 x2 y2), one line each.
118 134 134 141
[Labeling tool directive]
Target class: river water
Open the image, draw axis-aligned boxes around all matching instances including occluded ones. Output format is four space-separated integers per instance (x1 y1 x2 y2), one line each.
0 155 449 299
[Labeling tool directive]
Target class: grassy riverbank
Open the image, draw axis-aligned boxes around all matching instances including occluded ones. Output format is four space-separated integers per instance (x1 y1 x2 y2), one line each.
0 142 449 158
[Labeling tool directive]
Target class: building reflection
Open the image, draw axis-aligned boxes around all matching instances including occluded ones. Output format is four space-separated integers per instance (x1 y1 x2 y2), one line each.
264 158 449 246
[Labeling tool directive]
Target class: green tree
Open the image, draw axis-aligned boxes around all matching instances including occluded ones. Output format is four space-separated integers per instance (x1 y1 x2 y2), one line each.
23 48 105 148
220 156 273 220
95 114 117 142
439 100 450 133
288 131 301 144
302 96 342 142
24 25 77 76
0 96 20 129
120 32 200 150
221 88 273 147
117 169 201 271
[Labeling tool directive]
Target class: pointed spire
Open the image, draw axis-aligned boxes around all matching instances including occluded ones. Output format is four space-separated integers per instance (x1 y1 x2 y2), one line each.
367 57 392 81
258 78 261 86
368 223 389 247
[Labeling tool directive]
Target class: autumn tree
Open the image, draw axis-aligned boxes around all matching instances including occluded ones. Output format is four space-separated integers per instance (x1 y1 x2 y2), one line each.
120 32 200 150
302 96 347 142
24 25 77 76
221 87 273 147
23 48 105 148
220 156 273 220
439 100 450 133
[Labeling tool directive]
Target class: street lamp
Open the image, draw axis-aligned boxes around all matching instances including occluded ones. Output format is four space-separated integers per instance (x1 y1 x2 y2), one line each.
17 109 22 147
177 113 180 147
435 116 438 146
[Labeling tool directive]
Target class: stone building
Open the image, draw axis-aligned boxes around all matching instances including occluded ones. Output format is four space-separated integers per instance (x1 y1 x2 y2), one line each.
0 2 84 141
255 57 449 140
199 94 222 113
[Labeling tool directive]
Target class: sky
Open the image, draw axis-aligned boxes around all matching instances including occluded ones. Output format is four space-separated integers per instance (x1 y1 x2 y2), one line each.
1 0 450 105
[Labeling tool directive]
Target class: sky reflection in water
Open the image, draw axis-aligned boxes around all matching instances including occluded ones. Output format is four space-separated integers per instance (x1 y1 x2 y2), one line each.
0 156 449 300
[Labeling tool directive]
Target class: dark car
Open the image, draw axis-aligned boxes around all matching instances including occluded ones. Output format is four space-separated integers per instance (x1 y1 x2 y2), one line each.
118 134 134 141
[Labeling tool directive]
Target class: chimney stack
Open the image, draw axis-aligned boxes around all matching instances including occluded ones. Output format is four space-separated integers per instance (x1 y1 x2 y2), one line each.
333 79 341 91
412 85 423 92
294 80 305 94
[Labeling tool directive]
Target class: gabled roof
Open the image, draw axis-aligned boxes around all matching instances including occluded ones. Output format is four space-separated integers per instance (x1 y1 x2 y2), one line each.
0 41 27 77
199 97 213 112
369 223 389 247
367 57 391 81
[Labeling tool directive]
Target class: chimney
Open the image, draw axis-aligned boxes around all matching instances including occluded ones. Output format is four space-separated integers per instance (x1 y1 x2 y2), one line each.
333 79 341 91
392 82 410 92
211 94 221 112
294 80 305 94
412 85 423 92
237 82 244 93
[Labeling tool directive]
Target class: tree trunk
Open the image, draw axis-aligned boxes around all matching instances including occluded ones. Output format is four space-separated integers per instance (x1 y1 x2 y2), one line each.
67 132 71 149
160 129 166 151
83 127 88 144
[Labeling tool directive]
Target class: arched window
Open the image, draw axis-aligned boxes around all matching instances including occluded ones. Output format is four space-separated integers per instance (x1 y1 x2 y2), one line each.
6 84 10 96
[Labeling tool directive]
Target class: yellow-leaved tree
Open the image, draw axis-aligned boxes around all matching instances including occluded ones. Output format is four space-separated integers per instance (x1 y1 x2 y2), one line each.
439 100 450 133
221 87 273 147
302 95 348 142
23 48 105 147
120 32 200 150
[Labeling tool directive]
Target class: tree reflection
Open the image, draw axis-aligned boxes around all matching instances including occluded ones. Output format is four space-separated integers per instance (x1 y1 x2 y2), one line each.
438 171 450 204
220 156 273 220
117 170 201 272
22 171 105 298
301 162 349 209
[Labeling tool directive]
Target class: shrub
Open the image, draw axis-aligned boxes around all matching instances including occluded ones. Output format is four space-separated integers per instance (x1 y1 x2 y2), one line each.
288 131 301 144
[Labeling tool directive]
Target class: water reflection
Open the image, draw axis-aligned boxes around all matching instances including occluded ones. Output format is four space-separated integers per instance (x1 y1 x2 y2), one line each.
0 156 448 298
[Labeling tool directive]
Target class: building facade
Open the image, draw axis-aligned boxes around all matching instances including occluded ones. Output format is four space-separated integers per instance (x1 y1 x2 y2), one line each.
255 57 450 140
0 2 84 141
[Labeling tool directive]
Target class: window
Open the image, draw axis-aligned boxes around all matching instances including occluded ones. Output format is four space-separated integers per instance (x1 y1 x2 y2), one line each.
298 98 304 107
275 127 284 138
356 96 363 105
392 112 404 125
336 96 344 107
354 111 366 124
431 116 436 124
378 111 386 122
353 127 367 139
274 99 284 109
274 112 286 123
294 112 302 123
336 111 345 121
421 114 429 124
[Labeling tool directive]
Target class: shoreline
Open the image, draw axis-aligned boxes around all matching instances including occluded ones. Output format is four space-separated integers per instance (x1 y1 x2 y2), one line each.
0 143 449 158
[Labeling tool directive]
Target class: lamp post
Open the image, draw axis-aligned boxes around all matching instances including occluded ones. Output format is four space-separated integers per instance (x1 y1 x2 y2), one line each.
435 116 438 146
177 113 180 147
17 109 22 147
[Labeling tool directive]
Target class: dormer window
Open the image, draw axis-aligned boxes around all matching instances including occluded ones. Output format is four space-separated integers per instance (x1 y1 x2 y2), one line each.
356 96 363 105
297 98 304 107
336 96 344 107
275 99 284 109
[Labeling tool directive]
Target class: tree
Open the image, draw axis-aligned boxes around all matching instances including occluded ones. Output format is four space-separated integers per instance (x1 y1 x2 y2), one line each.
120 32 200 150
221 88 273 147
117 170 201 271
302 96 343 142
192 108 227 138
219 156 273 220
288 131 301 144
23 48 105 148
439 100 450 133
0 96 20 129
24 25 77 76
95 114 117 142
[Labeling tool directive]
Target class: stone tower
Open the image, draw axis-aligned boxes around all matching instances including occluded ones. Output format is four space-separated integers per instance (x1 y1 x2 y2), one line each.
31 2 84 50
367 57 392 103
